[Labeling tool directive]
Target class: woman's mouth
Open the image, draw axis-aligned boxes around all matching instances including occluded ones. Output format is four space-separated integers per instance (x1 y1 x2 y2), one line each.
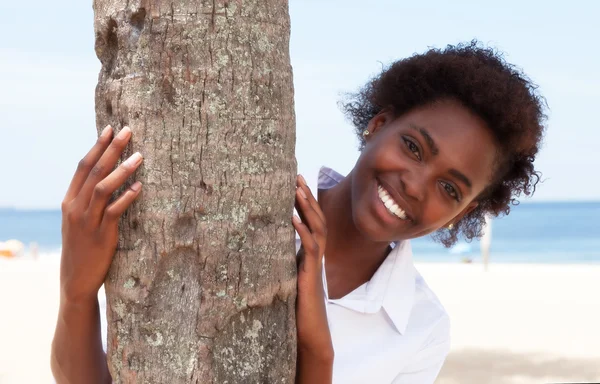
377 184 409 220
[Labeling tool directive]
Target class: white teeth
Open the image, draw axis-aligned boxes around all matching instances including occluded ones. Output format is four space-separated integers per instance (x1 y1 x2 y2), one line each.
393 206 407 220
377 184 408 220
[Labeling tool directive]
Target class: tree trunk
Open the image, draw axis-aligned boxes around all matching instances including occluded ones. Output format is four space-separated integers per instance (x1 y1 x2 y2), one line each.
93 1 297 382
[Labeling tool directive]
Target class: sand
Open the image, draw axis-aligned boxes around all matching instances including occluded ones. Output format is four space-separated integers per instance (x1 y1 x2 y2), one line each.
0 258 60 383
1 258 599 384
418 263 600 384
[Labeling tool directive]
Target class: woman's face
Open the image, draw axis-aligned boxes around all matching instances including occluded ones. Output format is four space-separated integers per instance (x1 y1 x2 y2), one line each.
351 99 499 242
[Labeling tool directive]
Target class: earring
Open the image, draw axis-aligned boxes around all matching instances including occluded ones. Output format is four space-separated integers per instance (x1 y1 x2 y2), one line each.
447 223 454 230
362 130 370 138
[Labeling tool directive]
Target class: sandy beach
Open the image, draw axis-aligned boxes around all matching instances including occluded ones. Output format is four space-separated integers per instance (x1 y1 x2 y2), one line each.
1 258 599 384
419 263 600 384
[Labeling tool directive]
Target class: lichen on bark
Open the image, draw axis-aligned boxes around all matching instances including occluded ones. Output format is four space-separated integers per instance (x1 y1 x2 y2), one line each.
93 0 297 382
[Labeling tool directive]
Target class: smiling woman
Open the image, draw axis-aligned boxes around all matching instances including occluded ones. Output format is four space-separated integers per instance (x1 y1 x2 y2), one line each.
298 40 547 383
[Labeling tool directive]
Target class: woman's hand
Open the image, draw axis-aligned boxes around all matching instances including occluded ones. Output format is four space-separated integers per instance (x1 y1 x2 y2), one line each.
59 125 143 303
292 175 334 383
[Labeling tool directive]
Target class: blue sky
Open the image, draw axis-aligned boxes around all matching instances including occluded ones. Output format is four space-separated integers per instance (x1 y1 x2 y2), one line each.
1 0 598 209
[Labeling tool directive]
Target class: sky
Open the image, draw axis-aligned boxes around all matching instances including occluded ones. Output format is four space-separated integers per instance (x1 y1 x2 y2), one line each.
0 0 598 209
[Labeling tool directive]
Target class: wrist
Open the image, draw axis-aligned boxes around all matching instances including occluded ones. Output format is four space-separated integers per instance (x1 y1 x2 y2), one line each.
298 345 334 364
296 347 334 384
60 284 99 308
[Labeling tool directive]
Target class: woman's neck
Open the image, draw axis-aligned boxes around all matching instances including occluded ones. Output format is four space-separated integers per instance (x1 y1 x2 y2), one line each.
318 170 392 299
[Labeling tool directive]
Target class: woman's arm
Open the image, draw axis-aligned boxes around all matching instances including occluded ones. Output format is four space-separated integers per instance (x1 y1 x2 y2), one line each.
296 348 334 384
51 125 143 383
293 175 334 384
51 295 109 384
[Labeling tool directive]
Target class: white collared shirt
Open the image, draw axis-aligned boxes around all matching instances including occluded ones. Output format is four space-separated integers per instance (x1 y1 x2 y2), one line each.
98 167 450 384
318 166 450 384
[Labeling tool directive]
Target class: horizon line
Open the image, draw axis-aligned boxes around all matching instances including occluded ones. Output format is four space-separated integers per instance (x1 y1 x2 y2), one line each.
2 199 600 212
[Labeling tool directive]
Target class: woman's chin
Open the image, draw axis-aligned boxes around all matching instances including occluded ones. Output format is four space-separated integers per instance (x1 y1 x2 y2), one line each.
352 208 407 243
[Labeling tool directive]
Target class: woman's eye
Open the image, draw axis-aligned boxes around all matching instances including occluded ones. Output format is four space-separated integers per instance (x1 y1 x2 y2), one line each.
403 138 421 160
440 181 460 201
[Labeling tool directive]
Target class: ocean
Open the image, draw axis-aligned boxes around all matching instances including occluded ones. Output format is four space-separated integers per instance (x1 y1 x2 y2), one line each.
1 202 598 263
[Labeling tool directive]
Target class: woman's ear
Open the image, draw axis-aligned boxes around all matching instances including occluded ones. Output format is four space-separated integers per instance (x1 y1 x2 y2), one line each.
444 202 479 228
366 110 393 136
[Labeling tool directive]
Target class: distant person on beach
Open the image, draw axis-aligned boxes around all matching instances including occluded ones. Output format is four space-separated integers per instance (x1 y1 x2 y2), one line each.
51 41 546 383
0 239 25 258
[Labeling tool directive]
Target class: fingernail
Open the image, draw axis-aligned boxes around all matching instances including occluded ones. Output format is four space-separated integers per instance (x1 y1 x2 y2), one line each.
130 181 142 191
101 125 112 138
117 126 131 139
124 152 142 168
298 174 307 185
293 215 301 224
297 186 307 199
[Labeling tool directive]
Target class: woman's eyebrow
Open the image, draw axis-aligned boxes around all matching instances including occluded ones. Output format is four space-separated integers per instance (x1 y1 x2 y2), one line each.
409 123 439 156
449 169 472 189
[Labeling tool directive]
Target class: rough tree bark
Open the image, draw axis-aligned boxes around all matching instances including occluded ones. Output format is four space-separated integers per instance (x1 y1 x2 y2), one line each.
93 1 297 383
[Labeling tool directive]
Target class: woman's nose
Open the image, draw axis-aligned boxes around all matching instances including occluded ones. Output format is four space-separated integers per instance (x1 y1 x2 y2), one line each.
401 169 427 202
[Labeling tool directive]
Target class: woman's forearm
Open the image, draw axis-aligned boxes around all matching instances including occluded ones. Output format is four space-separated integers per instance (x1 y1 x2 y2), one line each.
296 349 334 384
51 294 111 384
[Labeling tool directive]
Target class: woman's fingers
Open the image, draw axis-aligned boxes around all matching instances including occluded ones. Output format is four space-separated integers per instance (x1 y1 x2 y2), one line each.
87 152 143 223
63 126 113 204
295 187 327 246
292 215 322 273
293 177 327 273
75 126 132 210
101 181 143 226
296 175 326 224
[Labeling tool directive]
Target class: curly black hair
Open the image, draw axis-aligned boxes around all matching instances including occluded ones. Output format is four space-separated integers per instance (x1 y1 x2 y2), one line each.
342 40 547 247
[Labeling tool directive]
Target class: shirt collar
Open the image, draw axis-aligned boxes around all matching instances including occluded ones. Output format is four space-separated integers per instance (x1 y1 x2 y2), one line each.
318 166 346 190
317 166 416 334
